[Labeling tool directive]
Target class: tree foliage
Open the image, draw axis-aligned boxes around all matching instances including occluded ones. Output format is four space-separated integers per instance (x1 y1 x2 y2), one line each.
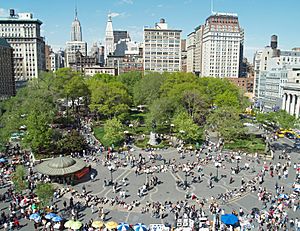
102 117 125 147
256 110 299 129
206 106 246 142
172 111 202 143
35 183 55 207
12 165 28 192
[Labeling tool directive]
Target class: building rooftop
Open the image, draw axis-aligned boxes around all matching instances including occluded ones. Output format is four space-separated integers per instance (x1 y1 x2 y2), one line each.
0 17 42 24
0 38 11 48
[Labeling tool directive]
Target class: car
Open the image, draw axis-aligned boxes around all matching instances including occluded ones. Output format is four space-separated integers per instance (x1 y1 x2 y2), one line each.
285 132 296 139
276 131 284 138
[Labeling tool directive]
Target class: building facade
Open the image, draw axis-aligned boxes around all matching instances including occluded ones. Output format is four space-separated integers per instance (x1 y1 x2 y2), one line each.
143 19 182 72
84 66 117 76
254 36 300 111
0 9 45 82
187 13 244 78
0 38 15 99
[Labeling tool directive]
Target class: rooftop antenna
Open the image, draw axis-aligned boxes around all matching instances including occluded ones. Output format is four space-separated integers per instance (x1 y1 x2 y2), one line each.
211 0 215 14
75 0 78 19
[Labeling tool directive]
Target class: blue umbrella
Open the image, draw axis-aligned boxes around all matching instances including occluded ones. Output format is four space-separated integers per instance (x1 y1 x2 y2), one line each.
52 216 63 222
294 188 300 193
45 213 57 219
279 194 289 199
117 223 130 231
29 213 41 220
221 214 239 226
0 158 7 163
134 223 148 231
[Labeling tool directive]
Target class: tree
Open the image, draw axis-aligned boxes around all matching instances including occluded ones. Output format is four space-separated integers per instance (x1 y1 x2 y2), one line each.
215 90 240 108
12 165 28 192
64 75 90 112
102 117 125 147
172 111 202 143
205 106 245 142
256 110 299 129
133 72 166 105
58 130 86 154
117 71 142 98
89 80 131 120
146 97 176 130
35 183 55 207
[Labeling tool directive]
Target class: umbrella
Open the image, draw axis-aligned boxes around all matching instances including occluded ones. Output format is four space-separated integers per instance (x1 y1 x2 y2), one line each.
279 194 289 199
293 188 300 192
134 223 148 231
29 213 41 220
221 214 239 226
117 223 130 231
106 221 118 230
71 221 83 230
52 216 63 222
45 213 57 219
92 221 104 229
0 158 7 163
64 220 75 228
251 208 260 214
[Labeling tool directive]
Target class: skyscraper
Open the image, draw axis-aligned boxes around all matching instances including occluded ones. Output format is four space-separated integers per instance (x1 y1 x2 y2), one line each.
187 12 244 78
65 9 87 67
0 9 45 83
143 18 182 72
105 15 114 60
71 8 82 42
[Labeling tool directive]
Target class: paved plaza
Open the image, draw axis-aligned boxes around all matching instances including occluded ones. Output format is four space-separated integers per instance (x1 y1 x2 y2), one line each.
1 135 299 230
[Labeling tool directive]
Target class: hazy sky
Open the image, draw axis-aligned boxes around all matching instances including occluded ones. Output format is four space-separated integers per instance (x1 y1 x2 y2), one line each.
0 0 299 60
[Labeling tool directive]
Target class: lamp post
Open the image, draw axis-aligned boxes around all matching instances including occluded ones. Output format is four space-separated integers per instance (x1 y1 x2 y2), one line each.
235 156 241 174
183 166 189 190
214 162 221 182
145 168 150 185
108 163 116 185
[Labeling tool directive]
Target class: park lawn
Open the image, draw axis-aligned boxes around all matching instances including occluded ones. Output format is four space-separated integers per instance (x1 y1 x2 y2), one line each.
224 137 265 153
93 126 105 144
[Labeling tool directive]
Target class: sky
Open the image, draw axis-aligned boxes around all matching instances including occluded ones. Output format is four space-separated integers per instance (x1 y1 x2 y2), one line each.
0 0 299 60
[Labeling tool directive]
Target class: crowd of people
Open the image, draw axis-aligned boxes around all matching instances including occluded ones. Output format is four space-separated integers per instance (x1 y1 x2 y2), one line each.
0 117 299 230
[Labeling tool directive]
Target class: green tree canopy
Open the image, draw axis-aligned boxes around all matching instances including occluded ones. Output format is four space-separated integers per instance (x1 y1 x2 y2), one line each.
205 106 245 142
88 79 131 120
12 165 28 192
172 111 202 143
102 117 125 147
133 72 166 105
256 110 299 129
35 183 55 207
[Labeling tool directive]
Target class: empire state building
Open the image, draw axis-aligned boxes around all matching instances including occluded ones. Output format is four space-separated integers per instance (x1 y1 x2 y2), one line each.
71 8 82 41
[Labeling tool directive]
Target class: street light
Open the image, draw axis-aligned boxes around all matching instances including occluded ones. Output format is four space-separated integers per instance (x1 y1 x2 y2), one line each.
214 162 221 182
145 168 150 185
183 166 190 190
235 156 241 174
108 162 116 185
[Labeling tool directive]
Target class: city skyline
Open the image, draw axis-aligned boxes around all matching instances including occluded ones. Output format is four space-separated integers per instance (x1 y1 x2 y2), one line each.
0 0 299 59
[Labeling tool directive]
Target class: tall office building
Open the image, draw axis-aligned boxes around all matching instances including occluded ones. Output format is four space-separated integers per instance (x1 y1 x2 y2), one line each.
143 18 182 72
0 9 45 83
71 8 82 42
187 12 244 78
105 15 114 59
65 9 87 67
0 38 15 99
113 30 129 44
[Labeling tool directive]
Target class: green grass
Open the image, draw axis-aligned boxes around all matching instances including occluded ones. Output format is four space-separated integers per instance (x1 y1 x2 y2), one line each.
224 137 265 153
93 126 105 143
